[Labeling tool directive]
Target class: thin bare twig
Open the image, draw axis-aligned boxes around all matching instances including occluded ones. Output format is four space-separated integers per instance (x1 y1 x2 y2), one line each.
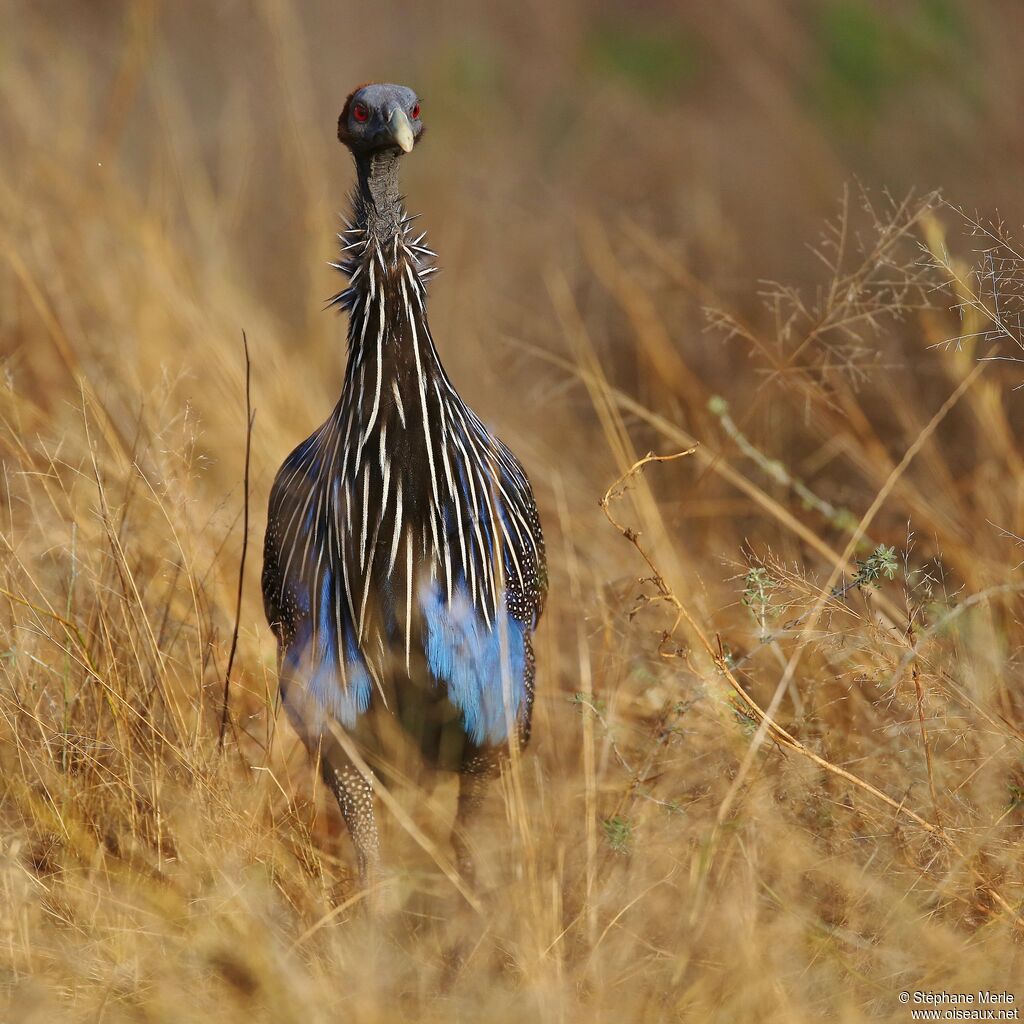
219 331 254 752
911 665 941 827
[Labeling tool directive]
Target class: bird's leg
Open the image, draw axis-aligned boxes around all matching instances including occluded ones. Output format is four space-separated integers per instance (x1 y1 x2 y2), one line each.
278 667 382 889
319 736 381 888
451 753 499 887
449 637 535 886
438 754 500 987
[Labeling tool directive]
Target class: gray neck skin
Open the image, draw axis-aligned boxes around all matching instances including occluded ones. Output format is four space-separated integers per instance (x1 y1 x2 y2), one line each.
353 148 404 245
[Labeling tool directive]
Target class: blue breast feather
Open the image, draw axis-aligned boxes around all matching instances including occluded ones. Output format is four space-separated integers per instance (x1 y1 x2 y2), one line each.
286 576 526 746
420 582 527 746
285 572 373 729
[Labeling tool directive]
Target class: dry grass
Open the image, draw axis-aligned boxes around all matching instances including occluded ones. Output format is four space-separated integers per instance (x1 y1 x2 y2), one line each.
2 3 1023 1021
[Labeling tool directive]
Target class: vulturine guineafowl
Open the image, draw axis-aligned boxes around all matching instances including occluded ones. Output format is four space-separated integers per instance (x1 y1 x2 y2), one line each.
261 83 547 887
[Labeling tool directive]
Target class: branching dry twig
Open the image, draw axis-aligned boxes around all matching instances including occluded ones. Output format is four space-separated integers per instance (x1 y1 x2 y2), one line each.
600 451 1023 930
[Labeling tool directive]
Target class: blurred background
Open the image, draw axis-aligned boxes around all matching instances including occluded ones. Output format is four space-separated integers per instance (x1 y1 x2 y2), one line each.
6 0 1024 524
3 2 1024 1021
9 0 1023 360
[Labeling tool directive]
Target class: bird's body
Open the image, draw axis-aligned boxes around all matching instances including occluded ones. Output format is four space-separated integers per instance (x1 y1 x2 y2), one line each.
261 83 546 883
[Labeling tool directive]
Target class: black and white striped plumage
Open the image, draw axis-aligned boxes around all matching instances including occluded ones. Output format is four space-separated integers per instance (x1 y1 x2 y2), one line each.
262 85 546 780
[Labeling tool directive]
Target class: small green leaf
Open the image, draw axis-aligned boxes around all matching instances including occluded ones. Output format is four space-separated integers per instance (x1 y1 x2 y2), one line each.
602 815 633 854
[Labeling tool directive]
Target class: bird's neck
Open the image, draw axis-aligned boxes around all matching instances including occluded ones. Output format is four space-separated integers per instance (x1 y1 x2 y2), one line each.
354 149 403 244
330 146 437 323
329 150 442 400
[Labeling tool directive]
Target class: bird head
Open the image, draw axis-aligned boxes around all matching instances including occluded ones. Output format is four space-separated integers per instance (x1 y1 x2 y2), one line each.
338 83 424 156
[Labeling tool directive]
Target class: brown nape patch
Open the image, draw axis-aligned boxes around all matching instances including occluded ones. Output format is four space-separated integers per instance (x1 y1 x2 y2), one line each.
338 82 378 144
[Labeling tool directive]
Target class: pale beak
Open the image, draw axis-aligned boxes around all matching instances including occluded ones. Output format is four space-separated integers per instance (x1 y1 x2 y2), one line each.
388 108 415 153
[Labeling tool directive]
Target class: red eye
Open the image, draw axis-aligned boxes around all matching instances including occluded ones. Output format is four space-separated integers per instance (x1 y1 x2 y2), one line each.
352 102 369 123
411 103 420 119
